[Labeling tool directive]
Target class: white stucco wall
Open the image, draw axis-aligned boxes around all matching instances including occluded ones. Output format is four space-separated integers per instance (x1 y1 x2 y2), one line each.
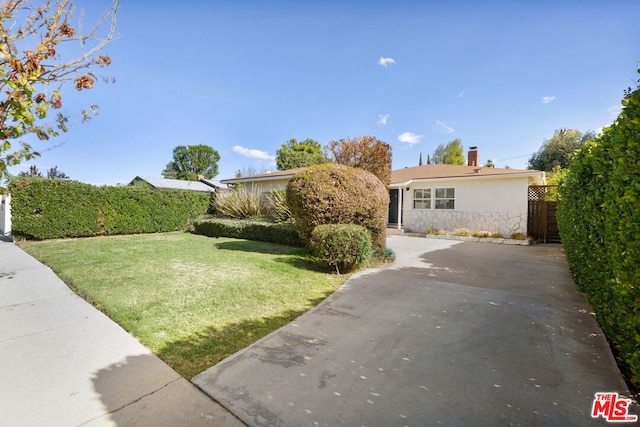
242 178 290 193
400 176 533 235
0 194 11 235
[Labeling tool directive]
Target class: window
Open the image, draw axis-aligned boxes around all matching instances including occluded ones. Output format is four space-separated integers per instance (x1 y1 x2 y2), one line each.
413 189 431 209
435 188 455 209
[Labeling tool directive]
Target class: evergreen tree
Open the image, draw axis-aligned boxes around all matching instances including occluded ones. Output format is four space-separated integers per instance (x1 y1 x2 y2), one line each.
275 138 327 170
162 145 221 180
528 129 595 171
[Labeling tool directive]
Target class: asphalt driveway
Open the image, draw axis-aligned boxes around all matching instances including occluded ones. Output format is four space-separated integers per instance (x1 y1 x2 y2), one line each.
194 236 638 426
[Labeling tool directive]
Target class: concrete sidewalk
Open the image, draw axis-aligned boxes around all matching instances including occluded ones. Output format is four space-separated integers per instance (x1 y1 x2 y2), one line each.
194 236 639 426
0 237 243 427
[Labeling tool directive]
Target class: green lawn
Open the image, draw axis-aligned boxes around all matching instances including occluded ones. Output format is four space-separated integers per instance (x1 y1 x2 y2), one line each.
18 232 345 378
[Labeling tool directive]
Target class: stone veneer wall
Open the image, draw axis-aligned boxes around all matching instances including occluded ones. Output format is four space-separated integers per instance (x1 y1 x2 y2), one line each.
403 210 526 235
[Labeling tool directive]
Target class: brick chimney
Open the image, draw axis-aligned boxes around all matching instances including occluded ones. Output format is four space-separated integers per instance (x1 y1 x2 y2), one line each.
467 146 479 167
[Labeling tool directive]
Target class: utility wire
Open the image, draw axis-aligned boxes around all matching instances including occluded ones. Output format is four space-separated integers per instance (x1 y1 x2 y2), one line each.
496 153 535 162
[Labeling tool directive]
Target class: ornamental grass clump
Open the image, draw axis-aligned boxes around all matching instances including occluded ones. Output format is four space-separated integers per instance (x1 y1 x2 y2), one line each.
426 227 446 235
453 228 472 237
213 186 264 219
263 189 292 223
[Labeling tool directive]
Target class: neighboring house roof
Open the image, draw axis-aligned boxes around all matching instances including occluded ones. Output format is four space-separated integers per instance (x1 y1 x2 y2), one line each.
390 164 546 186
219 167 308 185
129 176 215 192
200 179 229 190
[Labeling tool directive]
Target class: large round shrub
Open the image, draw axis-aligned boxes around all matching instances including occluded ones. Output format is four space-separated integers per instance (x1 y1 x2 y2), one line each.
310 224 372 273
286 164 389 250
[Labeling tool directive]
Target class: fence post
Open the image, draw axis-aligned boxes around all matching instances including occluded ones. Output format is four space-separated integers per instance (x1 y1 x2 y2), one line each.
0 194 11 235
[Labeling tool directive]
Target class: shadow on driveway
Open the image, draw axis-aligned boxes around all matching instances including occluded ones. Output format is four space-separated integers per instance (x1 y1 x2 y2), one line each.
90 354 243 426
193 237 638 426
156 295 334 380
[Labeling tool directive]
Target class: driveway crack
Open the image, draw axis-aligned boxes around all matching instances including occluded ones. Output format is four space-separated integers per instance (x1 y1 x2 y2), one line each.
78 376 182 425
0 293 73 309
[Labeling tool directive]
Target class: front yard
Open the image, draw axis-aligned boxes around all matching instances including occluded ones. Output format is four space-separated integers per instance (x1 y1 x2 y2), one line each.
18 232 345 378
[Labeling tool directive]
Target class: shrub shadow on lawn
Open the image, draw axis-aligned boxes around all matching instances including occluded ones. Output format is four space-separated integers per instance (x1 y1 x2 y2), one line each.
272 255 328 273
214 239 302 255
157 294 333 380
215 240 327 272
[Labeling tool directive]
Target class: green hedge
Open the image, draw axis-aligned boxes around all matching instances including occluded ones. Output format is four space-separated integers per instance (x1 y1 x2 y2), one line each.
193 216 303 247
309 224 372 273
557 73 640 389
9 178 209 240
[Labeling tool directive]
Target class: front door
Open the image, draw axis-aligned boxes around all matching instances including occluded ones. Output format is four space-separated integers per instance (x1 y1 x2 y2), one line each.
388 189 399 224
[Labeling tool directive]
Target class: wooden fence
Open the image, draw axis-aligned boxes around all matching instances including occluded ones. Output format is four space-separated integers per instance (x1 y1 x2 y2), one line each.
527 185 560 243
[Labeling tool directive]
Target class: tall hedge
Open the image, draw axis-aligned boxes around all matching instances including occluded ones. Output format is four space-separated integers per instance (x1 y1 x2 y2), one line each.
9 178 209 240
557 73 640 388
286 163 388 250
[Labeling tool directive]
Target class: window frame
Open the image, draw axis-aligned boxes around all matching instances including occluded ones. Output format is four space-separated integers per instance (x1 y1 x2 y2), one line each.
413 188 431 209
434 187 455 210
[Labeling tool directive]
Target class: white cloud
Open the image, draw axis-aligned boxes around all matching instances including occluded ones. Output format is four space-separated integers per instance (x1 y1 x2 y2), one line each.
436 120 455 133
607 105 622 116
377 114 389 126
459 91 465 98
398 132 422 145
233 145 275 161
541 96 556 104
378 57 395 67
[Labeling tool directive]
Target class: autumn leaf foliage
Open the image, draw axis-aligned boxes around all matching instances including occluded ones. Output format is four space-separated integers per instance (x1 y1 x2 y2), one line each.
325 135 392 185
0 0 118 178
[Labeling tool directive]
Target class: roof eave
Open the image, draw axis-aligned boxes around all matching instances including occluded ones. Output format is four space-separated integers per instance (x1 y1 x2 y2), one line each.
220 174 296 185
389 181 412 188
390 170 545 186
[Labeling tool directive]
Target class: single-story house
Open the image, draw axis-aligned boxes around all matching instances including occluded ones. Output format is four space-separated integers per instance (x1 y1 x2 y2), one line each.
388 163 545 236
219 148 546 236
129 176 228 192
219 167 307 192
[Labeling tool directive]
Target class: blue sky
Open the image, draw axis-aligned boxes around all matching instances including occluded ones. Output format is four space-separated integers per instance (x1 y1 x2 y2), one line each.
8 0 640 185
